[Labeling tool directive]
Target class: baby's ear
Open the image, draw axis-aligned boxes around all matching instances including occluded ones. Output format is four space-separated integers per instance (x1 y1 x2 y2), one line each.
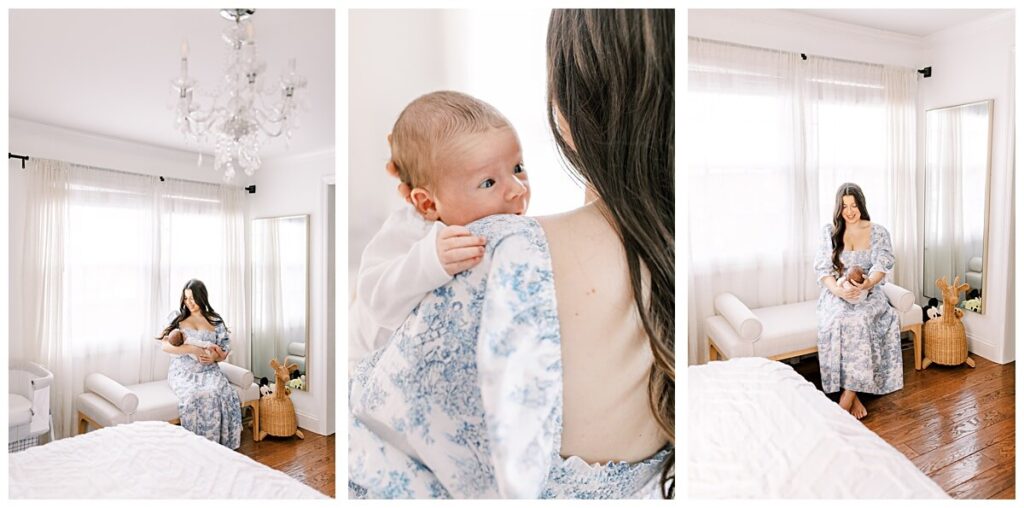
409 188 440 221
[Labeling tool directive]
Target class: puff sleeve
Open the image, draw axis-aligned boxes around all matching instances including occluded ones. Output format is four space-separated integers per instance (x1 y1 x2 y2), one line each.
869 225 896 278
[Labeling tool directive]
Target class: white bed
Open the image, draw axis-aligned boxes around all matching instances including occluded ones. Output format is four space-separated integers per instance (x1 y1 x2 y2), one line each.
688 357 948 499
9 421 328 498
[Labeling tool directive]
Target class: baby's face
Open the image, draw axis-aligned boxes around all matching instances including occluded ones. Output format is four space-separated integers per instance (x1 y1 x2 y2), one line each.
431 127 530 226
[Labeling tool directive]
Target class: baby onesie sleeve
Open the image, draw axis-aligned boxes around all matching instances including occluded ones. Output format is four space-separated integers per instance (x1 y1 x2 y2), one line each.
356 207 452 330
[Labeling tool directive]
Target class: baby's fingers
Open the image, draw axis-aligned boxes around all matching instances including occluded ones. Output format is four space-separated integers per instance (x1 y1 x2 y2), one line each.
442 234 487 250
444 256 483 275
443 245 486 263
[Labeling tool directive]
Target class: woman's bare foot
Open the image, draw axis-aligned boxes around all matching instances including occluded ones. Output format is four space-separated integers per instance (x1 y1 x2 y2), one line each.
850 395 868 420
838 390 855 412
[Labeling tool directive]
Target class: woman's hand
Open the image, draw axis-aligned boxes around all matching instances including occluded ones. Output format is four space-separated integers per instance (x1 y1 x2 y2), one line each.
197 347 215 365
849 278 872 292
832 284 861 300
209 344 227 362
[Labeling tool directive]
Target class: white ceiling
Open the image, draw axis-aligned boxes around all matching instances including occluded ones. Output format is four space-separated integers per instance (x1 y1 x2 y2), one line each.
792 9 1008 37
9 9 335 159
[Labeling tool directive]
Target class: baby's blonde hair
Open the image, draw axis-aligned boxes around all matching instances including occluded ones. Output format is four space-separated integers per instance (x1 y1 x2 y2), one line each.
389 91 511 188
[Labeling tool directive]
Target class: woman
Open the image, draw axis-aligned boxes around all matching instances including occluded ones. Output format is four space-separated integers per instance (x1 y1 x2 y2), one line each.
814 183 903 420
159 279 242 449
349 9 673 498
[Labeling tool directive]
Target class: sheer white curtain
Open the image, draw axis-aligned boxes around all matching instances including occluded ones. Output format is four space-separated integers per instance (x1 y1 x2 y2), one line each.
251 220 284 380
688 38 919 364
14 159 248 438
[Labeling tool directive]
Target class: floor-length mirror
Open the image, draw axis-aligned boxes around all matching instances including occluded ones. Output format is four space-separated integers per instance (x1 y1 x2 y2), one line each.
252 214 310 388
923 100 992 313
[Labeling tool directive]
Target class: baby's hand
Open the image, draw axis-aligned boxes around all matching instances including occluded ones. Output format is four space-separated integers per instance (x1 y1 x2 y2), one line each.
437 225 486 276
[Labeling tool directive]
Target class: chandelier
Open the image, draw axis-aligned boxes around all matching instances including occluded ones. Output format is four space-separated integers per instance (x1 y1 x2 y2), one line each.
171 9 307 181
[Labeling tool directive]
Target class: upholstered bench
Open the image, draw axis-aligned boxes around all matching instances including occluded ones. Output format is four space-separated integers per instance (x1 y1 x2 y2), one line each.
75 362 262 439
705 283 925 370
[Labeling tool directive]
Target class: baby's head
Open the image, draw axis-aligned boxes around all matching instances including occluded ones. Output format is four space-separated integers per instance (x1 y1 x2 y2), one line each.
167 328 184 347
388 91 530 226
847 266 866 284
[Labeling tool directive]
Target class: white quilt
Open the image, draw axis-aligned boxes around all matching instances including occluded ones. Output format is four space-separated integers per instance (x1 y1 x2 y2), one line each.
688 357 948 499
9 421 328 499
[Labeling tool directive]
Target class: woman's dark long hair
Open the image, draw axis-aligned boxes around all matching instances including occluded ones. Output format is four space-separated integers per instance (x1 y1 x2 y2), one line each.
547 9 674 498
159 279 226 338
830 183 872 276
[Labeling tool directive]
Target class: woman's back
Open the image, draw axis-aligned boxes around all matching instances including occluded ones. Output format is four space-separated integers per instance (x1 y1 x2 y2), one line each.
539 204 667 463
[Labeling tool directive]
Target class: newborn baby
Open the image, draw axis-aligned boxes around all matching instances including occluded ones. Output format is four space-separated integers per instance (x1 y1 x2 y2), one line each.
837 265 867 304
166 328 184 347
160 327 214 362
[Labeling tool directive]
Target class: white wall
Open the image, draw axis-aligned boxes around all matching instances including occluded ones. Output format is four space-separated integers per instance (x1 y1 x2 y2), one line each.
249 149 336 435
919 12 1015 364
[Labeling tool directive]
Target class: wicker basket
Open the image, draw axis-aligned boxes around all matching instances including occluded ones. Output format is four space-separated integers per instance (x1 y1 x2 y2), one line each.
923 319 969 366
259 395 298 437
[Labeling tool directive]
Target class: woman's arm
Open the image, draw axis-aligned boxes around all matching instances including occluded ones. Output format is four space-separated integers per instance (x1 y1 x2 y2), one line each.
161 338 205 356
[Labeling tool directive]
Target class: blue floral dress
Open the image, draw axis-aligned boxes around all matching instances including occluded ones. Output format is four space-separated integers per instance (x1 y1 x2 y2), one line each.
813 223 903 395
166 324 242 449
349 215 672 499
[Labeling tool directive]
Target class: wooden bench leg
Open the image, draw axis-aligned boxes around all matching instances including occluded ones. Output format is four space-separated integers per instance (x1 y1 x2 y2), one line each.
253 400 262 442
707 337 722 362
910 323 923 370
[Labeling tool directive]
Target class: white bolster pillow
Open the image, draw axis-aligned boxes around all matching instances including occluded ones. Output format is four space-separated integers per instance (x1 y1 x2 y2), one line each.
287 342 306 357
968 257 983 272
84 373 139 414
882 283 915 313
219 361 255 388
714 293 763 341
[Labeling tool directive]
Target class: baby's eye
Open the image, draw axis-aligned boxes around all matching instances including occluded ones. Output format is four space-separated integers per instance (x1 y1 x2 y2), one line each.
513 163 525 174
479 178 496 189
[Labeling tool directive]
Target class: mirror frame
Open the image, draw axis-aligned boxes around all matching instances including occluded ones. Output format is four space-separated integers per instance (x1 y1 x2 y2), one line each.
923 99 994 314
250 213 311 388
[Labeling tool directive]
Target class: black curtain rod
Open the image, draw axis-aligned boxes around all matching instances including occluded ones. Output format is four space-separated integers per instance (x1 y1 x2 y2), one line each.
9 152 28 169
796 52 932 78
7 152 255 193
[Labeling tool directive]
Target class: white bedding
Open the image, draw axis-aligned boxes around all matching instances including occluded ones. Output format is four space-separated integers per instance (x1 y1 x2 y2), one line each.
688 357 948 499
9 421 328 498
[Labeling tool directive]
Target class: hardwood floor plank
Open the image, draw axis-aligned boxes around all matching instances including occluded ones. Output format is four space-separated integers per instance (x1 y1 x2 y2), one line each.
903 403 1014 456
910 418 1014 475
990 485 1015 499
946 460 1015 499
928 450 999 491
876 389 1014 447
980 431 1015 463
869 377 1014 440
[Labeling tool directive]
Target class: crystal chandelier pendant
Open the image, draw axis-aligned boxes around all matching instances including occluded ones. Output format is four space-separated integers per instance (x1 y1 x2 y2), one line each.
170 9 307 182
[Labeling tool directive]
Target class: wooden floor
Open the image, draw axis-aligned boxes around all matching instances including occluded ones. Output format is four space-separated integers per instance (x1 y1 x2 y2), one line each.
236 424 336 498
792 345 1015 499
